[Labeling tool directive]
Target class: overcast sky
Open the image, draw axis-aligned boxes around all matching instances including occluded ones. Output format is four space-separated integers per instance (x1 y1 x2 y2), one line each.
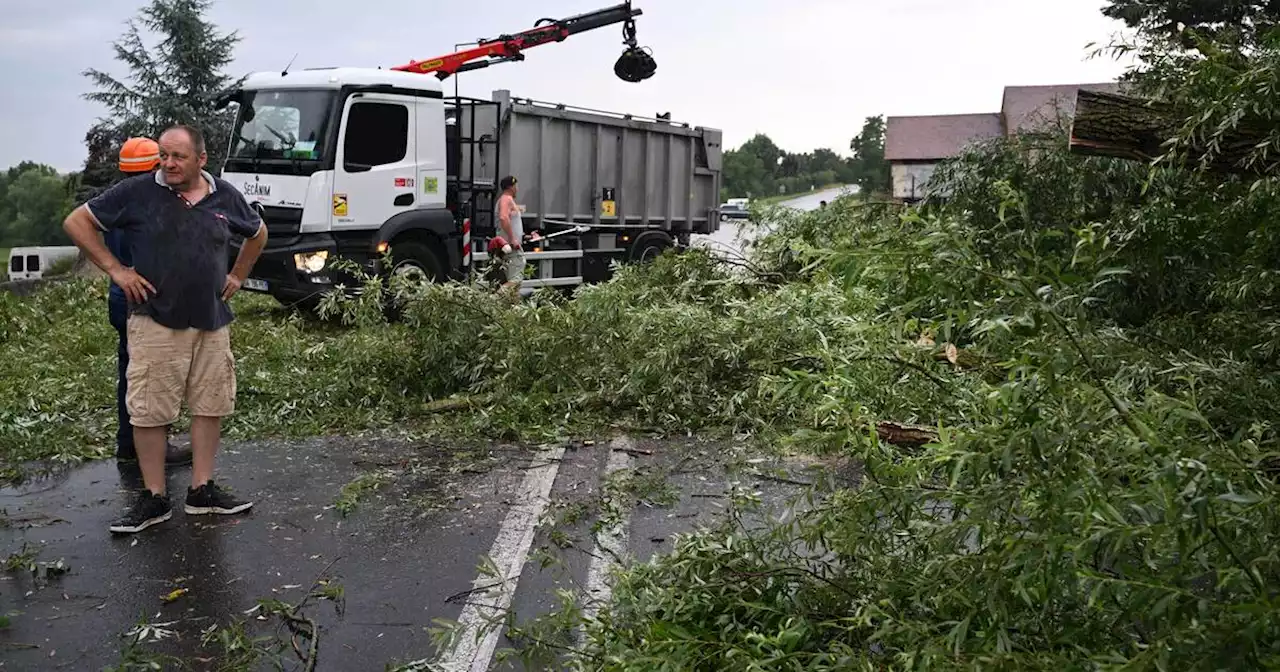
0 0 1134 173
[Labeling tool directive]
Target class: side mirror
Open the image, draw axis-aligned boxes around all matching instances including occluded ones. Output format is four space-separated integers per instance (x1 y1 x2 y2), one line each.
214 88 245 111
345 163 373 173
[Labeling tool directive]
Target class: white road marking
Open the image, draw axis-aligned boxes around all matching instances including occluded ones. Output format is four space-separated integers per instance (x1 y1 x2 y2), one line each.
578 436 635 647
434 444 566 672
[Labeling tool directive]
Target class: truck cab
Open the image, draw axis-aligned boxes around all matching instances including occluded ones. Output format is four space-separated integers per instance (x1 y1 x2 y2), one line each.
220 68 466 307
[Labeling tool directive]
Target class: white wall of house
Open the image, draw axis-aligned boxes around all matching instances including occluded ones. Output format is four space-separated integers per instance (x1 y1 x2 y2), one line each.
891 162 938 201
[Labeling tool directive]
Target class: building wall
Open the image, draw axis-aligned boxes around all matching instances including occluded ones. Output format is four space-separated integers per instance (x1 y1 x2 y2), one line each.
892 162 938 201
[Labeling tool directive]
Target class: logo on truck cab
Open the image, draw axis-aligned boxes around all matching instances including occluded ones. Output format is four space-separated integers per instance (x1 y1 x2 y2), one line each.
243 176 271 197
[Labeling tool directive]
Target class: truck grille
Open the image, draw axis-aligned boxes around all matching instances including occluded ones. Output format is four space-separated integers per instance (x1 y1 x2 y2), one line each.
259 205 302 236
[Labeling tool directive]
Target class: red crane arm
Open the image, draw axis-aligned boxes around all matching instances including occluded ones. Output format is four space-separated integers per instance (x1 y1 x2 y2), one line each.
392 24 571 78
391 3 643 80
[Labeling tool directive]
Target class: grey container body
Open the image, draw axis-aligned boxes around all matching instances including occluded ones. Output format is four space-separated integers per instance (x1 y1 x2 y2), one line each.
457 90 723 236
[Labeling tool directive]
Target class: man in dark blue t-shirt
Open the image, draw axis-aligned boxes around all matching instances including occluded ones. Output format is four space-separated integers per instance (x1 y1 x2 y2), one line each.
64 124 268 534
109 137 192 468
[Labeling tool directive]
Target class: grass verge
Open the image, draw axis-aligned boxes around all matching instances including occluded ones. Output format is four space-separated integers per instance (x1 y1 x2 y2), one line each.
0 281 430 481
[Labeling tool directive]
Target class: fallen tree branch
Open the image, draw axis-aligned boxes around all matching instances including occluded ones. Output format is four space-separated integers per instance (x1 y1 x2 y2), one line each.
876 422 940 448
445 580 507 604
421 397 474 414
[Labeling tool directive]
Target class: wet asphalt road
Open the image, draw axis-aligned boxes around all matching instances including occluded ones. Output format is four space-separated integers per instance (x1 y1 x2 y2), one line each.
0 434 848 670
696 185 857 257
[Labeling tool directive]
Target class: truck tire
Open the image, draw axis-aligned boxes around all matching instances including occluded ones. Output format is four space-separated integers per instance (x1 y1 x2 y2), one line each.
387 239 445 285
383 239 444 322
630 232 673 263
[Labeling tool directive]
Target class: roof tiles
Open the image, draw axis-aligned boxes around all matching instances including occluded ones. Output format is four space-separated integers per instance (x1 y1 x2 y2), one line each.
884 114 1004 162
885 82 1124 162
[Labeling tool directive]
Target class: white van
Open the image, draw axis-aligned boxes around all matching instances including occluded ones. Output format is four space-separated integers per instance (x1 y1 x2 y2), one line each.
7 246 79 282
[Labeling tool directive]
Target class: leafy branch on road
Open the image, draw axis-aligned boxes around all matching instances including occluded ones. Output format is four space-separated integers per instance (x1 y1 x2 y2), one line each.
108 575 345 671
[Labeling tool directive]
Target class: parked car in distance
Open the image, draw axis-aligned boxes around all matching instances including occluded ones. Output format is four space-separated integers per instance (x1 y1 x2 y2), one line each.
719 200 751 222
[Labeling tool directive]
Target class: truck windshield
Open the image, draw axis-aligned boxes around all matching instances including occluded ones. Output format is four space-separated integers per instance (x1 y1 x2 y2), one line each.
225 89 334 175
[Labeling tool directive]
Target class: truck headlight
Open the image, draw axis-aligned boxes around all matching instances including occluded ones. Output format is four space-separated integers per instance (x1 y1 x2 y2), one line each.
294 250 329 273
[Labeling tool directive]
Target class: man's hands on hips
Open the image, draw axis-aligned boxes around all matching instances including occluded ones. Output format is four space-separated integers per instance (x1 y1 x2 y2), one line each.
108 267 156 304
221 274 243 301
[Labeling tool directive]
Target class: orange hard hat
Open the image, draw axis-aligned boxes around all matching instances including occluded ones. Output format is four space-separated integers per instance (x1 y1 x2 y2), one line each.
119 137 160 173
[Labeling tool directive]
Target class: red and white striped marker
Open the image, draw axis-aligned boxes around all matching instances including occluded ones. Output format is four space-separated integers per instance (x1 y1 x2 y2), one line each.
462 218 472 270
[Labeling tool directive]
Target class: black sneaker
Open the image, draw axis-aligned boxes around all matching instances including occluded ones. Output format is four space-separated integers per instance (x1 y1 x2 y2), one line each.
184 481 253 516
109 491 173 534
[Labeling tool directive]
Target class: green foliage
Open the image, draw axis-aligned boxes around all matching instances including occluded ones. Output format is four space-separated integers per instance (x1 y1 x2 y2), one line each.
1103 0 1280 48
80 0 241 197
323 248 951 443
722 122 887 200
0 280 425 481
334 469 396 517
0 162 76 247
556 155 1280 668
722 134 779 199
1153 29 1280 178
848 115 890 196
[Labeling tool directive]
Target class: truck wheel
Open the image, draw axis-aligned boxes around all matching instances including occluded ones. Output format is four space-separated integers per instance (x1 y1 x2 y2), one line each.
383 239 444 322
388 240 444 285
630 232 673 263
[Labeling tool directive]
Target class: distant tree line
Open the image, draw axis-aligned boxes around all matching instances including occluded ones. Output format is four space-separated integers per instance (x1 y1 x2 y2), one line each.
0 163 78 248
721 116 889 201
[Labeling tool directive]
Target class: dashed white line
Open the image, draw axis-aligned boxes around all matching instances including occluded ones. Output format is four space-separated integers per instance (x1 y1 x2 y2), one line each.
434 443 565 672
578 436 635 647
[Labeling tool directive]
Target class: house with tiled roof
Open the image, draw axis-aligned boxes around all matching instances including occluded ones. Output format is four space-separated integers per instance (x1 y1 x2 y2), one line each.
886 82 1121 201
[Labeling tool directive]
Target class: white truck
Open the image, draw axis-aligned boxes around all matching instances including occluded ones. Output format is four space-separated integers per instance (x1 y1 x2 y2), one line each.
217 2 723 308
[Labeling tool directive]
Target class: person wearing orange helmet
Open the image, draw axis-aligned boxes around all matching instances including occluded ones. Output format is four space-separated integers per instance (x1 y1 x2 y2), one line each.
109 137 192 468
118 137 160 174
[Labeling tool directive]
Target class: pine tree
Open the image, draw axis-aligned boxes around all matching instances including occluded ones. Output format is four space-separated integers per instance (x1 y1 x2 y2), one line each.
1103 0 1280 47
80 0 241 196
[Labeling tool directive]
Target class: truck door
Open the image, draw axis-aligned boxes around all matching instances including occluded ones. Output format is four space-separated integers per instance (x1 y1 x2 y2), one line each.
331 93 418 231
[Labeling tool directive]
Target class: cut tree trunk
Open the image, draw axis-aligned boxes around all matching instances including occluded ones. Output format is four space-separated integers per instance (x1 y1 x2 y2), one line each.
1070 89 1276 175
876 422 940 448
1069 90 1175 164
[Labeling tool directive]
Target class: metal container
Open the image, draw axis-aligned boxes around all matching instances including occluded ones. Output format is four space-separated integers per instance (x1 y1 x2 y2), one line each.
456 90 723 237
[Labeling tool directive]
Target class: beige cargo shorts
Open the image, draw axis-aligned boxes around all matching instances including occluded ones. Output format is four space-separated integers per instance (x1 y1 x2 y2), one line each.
126 314 236 427
504 249 527 283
